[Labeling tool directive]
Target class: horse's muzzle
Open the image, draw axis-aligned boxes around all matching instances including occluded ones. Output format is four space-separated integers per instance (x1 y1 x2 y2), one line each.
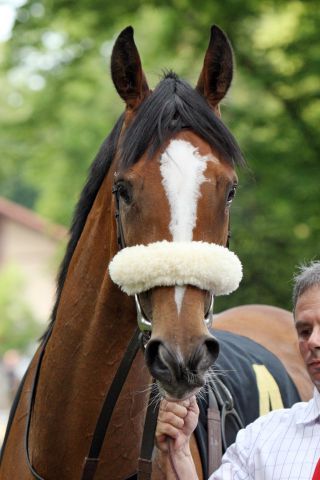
145 334 219 398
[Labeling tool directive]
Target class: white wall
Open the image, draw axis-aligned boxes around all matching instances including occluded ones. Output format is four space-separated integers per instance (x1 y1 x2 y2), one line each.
0 217 63 322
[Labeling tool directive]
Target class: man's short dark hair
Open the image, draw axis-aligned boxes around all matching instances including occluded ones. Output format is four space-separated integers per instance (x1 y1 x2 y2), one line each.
293 260 320 311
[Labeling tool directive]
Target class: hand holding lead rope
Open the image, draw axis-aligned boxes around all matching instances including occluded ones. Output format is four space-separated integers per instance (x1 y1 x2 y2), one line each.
155 397 200 480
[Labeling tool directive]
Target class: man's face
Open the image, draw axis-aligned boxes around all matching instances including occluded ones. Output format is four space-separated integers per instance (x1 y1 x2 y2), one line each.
295 285 320 390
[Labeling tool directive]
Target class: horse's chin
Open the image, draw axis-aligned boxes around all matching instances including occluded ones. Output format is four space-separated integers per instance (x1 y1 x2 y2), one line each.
159 384 201 402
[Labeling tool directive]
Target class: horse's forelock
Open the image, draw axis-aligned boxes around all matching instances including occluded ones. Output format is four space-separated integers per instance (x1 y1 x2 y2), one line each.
118 73 245 171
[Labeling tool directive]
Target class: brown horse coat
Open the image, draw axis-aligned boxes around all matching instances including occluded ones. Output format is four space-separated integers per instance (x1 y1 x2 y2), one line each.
0 26 311 480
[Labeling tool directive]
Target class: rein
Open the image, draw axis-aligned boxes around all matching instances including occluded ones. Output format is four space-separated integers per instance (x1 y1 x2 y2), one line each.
81 328 143 480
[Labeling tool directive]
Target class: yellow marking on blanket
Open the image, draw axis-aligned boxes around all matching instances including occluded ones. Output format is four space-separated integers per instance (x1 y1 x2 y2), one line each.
253 364 284 416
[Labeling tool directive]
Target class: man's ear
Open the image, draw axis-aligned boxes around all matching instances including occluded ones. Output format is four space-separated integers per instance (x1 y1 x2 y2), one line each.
196 25 234 115
111 26 150 110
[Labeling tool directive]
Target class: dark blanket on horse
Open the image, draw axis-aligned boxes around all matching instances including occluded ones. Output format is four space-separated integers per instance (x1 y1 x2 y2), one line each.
195 329 301 479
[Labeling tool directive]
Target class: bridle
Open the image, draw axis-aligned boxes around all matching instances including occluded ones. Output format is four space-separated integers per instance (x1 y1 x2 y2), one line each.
112 182 217 332
21 179 234 480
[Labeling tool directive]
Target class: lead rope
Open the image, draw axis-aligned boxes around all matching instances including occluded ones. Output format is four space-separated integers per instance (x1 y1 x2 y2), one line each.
168 440 182 480
207 387 222 475
137 381 160 480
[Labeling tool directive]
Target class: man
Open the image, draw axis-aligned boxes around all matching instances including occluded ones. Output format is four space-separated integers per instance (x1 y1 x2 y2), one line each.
156 261 320 479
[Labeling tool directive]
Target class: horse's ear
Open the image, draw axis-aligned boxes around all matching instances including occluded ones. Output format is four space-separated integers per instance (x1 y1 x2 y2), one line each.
196 25 234 115
111 26 149 110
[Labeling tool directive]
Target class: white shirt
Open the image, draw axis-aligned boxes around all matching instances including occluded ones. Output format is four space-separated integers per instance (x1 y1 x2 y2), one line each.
210 388 320 480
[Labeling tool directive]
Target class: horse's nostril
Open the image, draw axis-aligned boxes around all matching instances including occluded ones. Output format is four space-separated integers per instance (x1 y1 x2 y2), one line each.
144 339 173 384
204 336 220 363
189 336 220 374
145 339 161 369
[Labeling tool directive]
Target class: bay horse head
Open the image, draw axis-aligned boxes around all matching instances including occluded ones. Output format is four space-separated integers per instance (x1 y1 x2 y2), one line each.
109 26 244 400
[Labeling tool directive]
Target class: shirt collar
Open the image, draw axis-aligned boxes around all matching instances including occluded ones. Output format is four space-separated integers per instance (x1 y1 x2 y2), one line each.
296 387 320 425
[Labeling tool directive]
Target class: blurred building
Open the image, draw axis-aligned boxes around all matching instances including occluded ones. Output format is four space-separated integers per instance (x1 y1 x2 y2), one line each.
0 196 68 323
0 197 68 444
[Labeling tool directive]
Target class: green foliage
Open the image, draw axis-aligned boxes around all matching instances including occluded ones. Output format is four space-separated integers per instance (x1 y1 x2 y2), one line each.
0 266 42 355
1 0 319 310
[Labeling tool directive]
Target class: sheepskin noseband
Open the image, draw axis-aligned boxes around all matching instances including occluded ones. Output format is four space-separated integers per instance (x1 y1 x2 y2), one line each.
109 240 242 296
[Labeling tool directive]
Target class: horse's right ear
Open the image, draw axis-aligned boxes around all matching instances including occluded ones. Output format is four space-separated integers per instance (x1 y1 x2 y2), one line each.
196 25 234 115
111 26 150 110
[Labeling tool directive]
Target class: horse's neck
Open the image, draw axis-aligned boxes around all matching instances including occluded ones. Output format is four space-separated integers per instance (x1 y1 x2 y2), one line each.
29 176 150 478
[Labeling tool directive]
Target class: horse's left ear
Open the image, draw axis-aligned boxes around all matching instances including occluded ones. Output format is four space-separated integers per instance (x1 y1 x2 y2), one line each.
196 25 234 116
111 26 150 110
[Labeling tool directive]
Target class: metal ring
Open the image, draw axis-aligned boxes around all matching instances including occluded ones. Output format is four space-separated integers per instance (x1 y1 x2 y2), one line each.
221 404 244 451
204 292 214 326
135 294 152 332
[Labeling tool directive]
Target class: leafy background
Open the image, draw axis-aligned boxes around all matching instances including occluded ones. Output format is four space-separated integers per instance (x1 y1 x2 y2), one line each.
1 0 319 316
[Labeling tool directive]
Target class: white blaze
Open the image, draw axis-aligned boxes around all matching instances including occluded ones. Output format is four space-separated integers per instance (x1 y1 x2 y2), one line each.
174 286 185 316
160 139 210 314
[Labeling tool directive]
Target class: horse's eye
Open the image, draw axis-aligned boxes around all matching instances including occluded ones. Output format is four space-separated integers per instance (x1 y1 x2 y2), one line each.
226 185 237 206
116 181 132 205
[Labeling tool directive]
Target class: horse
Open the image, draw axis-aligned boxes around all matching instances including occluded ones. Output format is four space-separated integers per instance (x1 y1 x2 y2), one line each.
0 25 312 480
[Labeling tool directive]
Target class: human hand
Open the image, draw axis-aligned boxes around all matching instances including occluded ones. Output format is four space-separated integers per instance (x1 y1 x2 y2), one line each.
155 395 199 453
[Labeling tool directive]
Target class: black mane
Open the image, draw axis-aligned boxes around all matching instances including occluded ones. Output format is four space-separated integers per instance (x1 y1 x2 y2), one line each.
46 72 244 334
